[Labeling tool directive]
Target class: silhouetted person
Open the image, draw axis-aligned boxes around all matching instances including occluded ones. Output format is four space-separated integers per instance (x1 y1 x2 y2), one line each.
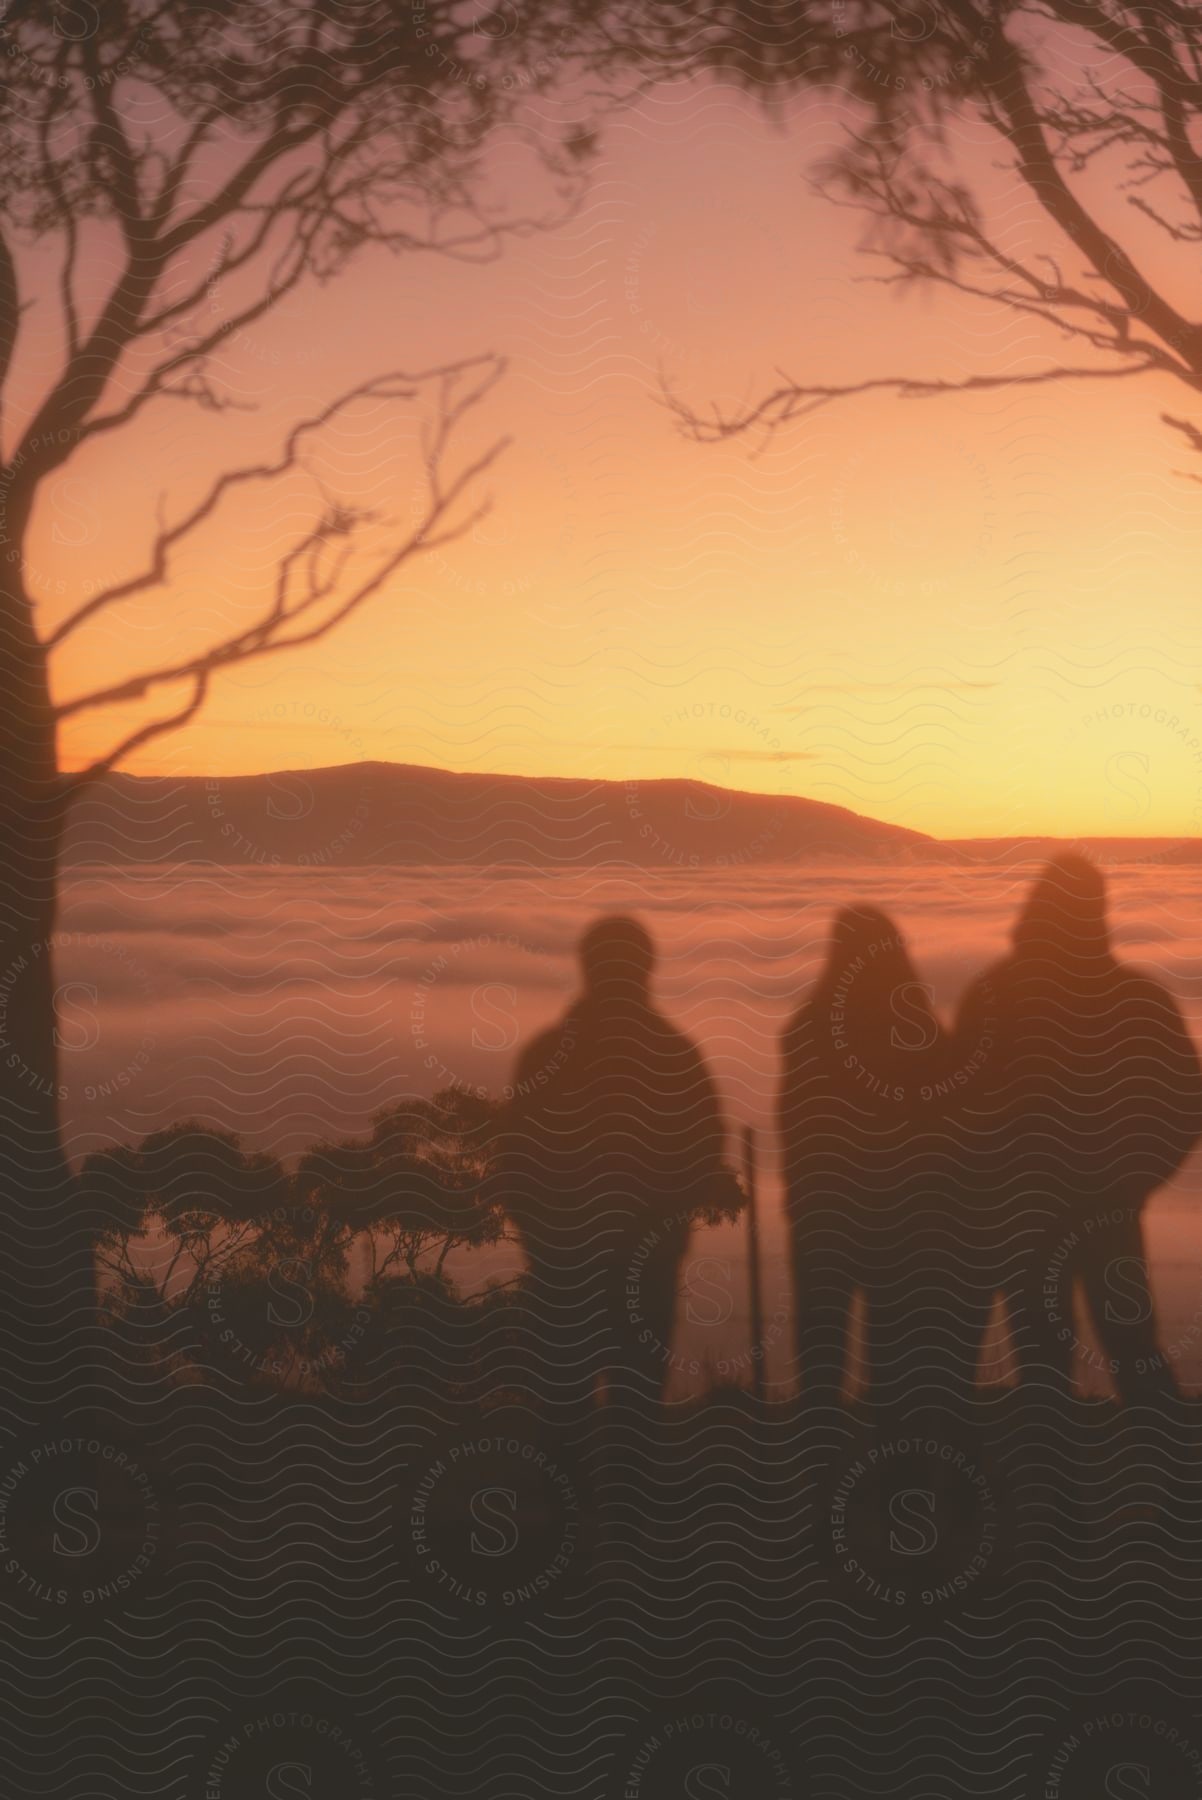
779 906 982 1413
954 855 1202 1403
500 914 729 1429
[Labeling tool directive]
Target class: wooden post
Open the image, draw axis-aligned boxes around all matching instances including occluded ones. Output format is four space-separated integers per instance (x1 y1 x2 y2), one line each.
742 1125 766 1404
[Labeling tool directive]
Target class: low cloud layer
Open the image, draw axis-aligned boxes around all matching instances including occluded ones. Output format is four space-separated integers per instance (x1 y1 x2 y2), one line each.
52 859 1202 1394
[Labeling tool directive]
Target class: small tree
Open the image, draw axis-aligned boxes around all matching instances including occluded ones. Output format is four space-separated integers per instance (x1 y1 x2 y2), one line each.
84 1092 509 1391
299 1086 507 1287
0 1 582 1372
85 1122 294 1378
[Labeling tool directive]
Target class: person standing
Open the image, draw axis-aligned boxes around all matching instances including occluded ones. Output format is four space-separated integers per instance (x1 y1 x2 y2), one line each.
953 855 1202 1402
779 906 981 1413
500 914 732 1429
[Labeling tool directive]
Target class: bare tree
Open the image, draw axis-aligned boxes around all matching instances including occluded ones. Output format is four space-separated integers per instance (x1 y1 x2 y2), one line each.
648 0 1202 446
0 0 582 1386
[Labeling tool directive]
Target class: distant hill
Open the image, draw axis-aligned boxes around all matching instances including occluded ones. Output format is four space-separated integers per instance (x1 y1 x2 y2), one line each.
950 835 1202 865
62 761 945 868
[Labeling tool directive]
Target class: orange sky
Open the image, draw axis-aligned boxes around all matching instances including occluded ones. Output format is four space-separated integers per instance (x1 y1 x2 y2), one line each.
31 80 1202 841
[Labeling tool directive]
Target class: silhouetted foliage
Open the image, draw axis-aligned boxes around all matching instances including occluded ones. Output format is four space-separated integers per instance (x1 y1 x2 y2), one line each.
83 1088 512 1390
652 0 1202 457
299 1087 507 1281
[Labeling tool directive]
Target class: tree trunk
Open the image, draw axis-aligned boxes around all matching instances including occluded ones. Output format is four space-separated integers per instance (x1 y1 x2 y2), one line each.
0 568 94 1425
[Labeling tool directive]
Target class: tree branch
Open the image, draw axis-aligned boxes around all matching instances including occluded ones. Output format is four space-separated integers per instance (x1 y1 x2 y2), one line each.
46 368 437 650
56 359 509 769
65 671 210 791
682 1 1202 450
669 359 1164 443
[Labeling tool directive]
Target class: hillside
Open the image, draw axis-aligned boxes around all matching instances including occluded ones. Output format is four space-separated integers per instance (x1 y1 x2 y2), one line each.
62 762 943 867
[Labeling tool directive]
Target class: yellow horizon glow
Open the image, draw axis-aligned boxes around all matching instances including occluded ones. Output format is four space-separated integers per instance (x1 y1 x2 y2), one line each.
36 85 1202 844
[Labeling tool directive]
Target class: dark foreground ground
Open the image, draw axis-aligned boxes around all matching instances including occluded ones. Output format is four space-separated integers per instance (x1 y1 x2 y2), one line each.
8 1379 1202 1798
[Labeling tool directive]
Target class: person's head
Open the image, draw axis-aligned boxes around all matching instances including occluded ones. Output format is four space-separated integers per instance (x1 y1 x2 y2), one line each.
1012 854 1110 957
808 906 937 1069
816 905 918 1000
578 913 655 1001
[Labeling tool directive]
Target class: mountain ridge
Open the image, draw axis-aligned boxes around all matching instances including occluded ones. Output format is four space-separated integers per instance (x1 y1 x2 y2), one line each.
62 760 942 868
62 762 1197 868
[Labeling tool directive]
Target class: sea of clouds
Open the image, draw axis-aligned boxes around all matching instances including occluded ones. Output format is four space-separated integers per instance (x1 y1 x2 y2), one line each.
50 859 1202 1394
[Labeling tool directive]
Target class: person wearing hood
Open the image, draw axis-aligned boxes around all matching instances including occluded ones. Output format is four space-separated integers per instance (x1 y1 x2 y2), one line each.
953 854 1202 1401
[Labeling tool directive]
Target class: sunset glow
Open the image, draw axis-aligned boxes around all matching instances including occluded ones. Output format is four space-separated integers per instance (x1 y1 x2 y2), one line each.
37 85 1202 841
